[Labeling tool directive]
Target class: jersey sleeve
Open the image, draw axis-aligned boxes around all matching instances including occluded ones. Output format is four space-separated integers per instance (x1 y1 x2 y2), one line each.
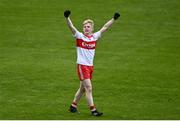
93 31 101 40
73 30 82 39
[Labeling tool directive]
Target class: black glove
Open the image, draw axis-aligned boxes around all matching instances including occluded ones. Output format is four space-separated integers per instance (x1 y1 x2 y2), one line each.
113 12 120 20
64 10 71 18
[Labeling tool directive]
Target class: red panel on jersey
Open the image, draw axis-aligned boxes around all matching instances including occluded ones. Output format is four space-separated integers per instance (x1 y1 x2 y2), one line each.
76 39 96 50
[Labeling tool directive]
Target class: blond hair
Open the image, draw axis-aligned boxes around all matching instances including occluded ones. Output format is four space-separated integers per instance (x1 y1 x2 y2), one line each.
83 19 94 29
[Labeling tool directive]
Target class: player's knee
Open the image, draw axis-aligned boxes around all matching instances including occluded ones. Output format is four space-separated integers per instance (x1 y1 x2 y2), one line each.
80 88 85 93
85 86 92 93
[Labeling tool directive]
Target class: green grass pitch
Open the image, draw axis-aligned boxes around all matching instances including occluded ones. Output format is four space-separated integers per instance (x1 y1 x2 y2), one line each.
0 0 180 119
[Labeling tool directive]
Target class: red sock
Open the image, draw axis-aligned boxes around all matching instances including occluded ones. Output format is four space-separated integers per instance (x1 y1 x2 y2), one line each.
90 105 96 111
71 102 77 108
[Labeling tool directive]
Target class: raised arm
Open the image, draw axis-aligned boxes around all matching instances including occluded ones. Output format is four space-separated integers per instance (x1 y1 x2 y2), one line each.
99 12 120 34
64 10 78 35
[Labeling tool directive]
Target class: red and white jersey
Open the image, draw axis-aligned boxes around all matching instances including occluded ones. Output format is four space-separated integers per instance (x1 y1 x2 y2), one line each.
73 31 101 66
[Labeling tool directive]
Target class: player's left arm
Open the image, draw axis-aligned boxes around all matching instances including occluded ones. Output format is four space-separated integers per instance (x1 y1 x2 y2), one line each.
99 12 120 34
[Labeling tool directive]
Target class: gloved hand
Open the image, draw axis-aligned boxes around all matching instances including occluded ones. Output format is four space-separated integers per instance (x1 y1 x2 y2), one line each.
64 10 71 18
113 12 120 20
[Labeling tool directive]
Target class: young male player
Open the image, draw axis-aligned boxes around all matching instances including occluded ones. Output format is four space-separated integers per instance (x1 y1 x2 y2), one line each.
64 10 120 116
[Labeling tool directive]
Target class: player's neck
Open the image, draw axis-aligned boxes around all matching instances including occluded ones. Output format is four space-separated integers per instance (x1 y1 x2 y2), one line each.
84 33 92 37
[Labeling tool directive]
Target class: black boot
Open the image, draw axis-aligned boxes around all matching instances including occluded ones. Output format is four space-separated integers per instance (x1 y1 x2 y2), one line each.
92 110 103 116
69 105 78 113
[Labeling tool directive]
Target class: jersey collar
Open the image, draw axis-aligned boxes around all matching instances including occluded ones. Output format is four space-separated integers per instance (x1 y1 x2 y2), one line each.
83 34 93 38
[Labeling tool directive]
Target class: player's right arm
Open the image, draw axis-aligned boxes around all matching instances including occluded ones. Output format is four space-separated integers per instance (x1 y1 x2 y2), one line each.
64 10 78 35
99 12 120 34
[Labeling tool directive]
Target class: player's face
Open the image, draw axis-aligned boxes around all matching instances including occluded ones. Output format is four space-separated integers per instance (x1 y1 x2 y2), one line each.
83 23 93 35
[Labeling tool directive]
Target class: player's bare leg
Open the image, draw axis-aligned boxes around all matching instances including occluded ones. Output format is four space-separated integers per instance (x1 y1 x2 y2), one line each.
70 82 85 113
82 79 103 116
82 79 94 106
73 81 85 104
